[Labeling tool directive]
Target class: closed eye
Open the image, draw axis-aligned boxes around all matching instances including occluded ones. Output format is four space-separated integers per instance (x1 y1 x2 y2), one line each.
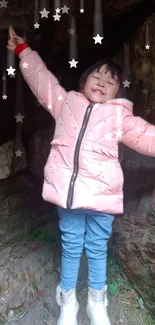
108 82 115 85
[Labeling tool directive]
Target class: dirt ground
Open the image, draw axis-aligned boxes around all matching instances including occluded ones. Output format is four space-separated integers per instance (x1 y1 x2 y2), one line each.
0 172 154 325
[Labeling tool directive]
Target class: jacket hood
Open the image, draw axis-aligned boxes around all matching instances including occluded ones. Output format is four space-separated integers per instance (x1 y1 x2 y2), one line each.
106 98 133 113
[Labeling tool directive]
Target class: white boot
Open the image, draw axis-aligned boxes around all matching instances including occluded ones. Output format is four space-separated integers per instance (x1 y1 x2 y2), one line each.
86 285 111 325
56 285 79 325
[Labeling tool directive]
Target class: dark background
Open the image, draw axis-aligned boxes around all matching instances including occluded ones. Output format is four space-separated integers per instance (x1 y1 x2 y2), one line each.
0 0 155 147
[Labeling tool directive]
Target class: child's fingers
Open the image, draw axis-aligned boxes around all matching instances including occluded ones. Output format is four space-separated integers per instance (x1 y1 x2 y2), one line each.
9 26 24 44
9 26 16 37
8 39 14 45
13 35 21 40
6 45 14 51
7 38 16 51
12 35 24 44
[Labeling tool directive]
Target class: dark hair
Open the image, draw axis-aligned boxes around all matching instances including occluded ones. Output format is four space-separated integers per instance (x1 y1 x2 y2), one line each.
79 59 124 98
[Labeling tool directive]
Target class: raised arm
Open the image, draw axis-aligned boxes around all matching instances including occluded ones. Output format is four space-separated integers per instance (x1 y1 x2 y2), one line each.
121 110 155 157
18 47 67 119
7 26 67 120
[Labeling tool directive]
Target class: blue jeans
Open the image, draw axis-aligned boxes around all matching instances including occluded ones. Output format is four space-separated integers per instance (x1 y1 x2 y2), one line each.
58 207 114 291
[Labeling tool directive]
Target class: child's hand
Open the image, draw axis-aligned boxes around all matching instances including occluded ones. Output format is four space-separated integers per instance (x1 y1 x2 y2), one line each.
7 26 25 51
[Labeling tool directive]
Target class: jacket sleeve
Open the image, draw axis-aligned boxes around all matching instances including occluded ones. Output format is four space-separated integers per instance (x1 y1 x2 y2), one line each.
19 47 67 120
121 110 155 157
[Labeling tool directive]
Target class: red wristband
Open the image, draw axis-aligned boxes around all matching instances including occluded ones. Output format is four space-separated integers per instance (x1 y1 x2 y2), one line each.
14 43 29 55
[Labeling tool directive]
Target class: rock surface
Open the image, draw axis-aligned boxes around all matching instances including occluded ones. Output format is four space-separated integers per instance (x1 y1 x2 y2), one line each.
0 172 60 322
0 141 13 180
111 145 155 317
27 129 54 179
115 13 155 121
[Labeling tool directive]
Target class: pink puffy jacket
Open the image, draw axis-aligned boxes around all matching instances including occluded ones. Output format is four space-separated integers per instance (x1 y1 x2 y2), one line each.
19 47 155 214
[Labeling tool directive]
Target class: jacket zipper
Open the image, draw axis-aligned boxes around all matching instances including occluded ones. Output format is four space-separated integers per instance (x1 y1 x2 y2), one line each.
67 102 95 208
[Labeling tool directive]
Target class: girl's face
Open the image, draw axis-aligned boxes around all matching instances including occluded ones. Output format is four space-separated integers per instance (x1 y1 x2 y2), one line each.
83 64 120 103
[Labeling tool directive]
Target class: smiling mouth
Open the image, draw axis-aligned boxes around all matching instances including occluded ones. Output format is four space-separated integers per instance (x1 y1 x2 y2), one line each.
92 89 105 95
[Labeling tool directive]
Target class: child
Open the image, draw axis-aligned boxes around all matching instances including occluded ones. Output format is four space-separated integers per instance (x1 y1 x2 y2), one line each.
8 26 155 325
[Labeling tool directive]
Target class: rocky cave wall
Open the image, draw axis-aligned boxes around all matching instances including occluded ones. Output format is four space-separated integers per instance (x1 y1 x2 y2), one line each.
0 0 155 318
0 1 155 179
111 13 155 317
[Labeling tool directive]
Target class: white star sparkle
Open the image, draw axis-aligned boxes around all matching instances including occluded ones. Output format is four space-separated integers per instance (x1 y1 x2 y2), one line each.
53 13 61 21
115 130 123 140
22 62 29 69
61 5 70 14
145 44 150 50
93 34 104 44
6 66 16 76
94 104 99 110
68 28 75 35
15 149 23 157
68 59 78 68
0 0 8 8
48 104 53 110
2 94 7 100
55 8 61 13
34 22 40 29
80 8 84 13
14 113 25 123
142 89 148 95
40 8 50 18
123 79 131 88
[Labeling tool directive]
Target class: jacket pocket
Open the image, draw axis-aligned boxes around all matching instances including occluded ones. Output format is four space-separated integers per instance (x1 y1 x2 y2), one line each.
92 143 123 193
107 161 124 193
44 138 71 184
